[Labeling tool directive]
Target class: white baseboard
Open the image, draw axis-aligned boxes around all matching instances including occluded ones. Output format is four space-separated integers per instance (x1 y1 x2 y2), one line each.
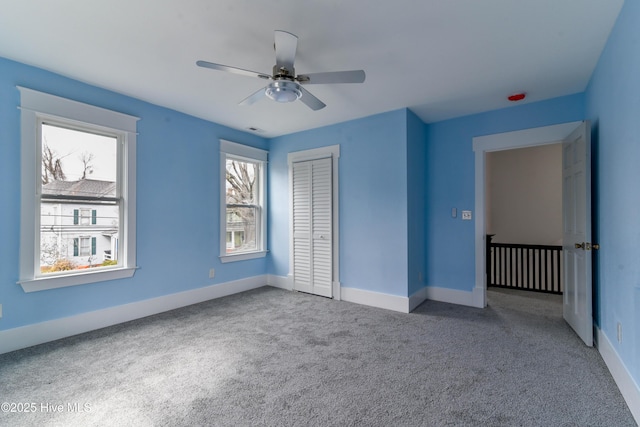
409 286 430 312
341 287 409 313
267 274 292 291
269 278 407 313
596 327 640 424
0 275 268 355
412 286 481 309
267 281 480 314
472 287 486 308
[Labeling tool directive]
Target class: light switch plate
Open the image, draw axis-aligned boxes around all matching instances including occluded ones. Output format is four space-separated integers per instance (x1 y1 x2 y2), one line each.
462 210 472 220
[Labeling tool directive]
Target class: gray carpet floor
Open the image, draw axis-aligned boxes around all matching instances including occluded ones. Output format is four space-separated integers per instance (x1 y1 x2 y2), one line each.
0 286 636 426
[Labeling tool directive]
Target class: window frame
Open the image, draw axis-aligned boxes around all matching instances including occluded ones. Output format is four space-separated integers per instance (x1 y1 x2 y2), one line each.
219 140 267 263
18 87 139 292
78 236 92 257
78 208 95 226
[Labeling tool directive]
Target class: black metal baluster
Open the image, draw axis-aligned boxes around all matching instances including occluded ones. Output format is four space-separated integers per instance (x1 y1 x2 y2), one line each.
556 248 561 293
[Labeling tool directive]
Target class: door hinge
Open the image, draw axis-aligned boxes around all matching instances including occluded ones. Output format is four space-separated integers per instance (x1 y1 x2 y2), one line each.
574 242 600 250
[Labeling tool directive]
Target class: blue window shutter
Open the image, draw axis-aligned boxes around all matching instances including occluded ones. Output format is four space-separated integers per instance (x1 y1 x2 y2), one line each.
92 210 97 225
73 238 79 256
73 209 79 225
91 237 96 255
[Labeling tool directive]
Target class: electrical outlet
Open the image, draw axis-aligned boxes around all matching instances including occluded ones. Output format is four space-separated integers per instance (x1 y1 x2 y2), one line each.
451 208 457 218
0 304 3 318
617 322 622 343
462 210 472 220
209 268 215 279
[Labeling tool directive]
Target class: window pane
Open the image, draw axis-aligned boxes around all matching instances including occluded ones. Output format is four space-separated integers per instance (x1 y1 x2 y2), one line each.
225 158 259 254
80 237 90 256
225 158 258 204
41 124 117 195
80 208 90 225
39 123 120 274
226 207 255 253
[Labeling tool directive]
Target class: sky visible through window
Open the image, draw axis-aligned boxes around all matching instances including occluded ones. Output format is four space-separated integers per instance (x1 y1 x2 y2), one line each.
42 124 117 182
225 158 256 197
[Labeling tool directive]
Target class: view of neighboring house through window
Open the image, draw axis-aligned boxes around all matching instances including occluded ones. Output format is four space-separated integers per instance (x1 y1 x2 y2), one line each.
219 140 267 262
39 123 120 273
226 158 259 253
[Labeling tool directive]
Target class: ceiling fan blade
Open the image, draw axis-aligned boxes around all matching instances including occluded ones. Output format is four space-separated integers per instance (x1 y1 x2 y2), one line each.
239 87 267 106
196 60 271 80
298 86 326 111
274 30 298 71
297 70 366 85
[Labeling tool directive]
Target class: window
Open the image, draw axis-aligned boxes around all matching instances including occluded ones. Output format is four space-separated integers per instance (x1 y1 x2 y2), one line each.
220 140 267 262
19 87 138 292
76 208 97 226
75 237 96 257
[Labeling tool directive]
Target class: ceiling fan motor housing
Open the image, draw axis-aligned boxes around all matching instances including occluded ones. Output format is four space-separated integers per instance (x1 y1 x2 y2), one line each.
273 65 294 78
265 80 302 103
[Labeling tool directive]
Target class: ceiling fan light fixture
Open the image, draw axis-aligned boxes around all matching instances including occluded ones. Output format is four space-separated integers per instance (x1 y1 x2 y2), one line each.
265 80 302 103
197 31 365 110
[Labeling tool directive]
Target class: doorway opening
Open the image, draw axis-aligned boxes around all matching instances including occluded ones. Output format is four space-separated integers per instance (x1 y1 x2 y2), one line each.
485 143 563 296
473 121 593 346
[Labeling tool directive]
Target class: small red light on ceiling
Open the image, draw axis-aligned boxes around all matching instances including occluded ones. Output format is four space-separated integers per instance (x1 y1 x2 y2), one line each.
508 93 526 102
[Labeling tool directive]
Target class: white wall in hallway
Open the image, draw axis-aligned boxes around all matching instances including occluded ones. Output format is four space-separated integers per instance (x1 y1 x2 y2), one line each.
486 143 562 245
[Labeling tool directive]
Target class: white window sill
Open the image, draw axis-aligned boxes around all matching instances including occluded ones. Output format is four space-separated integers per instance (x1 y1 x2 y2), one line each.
220 251 267 263
18 266 138 293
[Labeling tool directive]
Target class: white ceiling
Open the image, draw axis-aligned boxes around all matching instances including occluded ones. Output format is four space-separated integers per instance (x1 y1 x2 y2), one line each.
0 0 624 138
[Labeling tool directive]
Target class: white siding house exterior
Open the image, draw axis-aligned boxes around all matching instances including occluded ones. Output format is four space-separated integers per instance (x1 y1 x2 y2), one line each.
40 179 119 270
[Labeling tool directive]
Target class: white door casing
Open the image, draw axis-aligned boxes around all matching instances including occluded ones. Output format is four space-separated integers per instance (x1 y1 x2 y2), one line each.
288 145 340 299
562 121 593 346
473 121 589 313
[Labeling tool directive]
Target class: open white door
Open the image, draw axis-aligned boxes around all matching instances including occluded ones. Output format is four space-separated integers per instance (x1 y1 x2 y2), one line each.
562 121 593 346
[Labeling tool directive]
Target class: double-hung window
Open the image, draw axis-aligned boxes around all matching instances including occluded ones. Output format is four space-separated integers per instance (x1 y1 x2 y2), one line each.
19 88 138 292
220 140 267 262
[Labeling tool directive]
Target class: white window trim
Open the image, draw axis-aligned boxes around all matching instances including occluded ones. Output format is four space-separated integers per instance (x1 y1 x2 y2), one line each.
18 87 139 292
219 139 267 263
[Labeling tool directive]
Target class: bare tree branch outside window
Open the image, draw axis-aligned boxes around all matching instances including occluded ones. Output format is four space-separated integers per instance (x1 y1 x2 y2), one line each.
226 159 258 252
42 142 67 184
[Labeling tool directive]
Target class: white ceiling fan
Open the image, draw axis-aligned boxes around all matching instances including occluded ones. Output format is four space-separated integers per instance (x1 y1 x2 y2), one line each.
196 30 366 111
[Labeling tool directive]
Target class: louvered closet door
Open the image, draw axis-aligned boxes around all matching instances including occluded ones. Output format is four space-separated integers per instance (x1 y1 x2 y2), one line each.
292 157 332 297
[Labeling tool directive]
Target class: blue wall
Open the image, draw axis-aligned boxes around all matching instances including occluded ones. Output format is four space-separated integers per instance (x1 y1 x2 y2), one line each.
0 57 268 330
268 109 410 297
406 110 428 296
585 0 640 386
425 94 585 292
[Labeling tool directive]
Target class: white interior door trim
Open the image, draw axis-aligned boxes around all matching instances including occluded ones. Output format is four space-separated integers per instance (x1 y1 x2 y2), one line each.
472 121 583 308
288 145 341 300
